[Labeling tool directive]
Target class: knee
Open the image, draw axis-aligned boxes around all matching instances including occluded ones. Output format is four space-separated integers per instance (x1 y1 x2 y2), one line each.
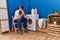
14 19 21 23
25 18 27 22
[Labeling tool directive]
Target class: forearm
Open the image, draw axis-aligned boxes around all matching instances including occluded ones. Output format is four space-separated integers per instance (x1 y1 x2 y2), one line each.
17 14 23 18
24 15 26 18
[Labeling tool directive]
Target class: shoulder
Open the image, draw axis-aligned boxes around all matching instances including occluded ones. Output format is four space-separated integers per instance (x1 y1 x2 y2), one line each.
15 10 19 13
14 10 19 15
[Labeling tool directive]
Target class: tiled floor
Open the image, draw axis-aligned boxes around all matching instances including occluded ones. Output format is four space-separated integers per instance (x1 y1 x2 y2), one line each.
0 31 60 40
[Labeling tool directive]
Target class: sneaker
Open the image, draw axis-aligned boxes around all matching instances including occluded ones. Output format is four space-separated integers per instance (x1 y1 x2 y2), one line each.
18 30 23 35
24 28 28 33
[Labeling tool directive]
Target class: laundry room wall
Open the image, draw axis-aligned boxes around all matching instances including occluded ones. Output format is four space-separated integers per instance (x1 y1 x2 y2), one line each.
7 0 60 29
30 0 60 18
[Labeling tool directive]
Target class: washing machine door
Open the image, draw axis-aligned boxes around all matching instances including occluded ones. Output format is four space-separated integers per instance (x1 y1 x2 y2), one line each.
27 18 33 27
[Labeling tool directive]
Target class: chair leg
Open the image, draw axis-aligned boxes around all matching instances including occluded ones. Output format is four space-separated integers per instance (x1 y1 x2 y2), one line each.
12 24 14 32
15 28 17 33
14 24 17 33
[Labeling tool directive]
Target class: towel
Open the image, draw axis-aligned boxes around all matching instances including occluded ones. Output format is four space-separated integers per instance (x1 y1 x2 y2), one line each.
38 19 44 28
38 18 46 28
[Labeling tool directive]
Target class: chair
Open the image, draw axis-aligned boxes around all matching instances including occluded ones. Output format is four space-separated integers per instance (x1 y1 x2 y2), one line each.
12 16 18 33
12 16 24 33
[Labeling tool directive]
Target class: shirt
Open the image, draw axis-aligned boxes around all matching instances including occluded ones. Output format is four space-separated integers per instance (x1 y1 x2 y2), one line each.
14 10 19 20
13 10 25 20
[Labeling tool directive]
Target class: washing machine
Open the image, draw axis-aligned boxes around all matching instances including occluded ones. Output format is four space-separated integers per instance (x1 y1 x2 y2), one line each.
26 14 39 31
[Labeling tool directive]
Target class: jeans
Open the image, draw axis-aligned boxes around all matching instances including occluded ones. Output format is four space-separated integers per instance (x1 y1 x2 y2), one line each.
14 18 27 30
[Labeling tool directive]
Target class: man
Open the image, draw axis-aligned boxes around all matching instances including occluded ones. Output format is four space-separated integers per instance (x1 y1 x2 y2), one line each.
13 6 27 35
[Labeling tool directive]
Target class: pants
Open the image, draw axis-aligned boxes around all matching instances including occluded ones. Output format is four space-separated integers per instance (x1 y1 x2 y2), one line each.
14 18 27 30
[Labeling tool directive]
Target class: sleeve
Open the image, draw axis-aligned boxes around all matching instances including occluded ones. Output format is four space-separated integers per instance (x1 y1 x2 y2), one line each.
14 10 19 16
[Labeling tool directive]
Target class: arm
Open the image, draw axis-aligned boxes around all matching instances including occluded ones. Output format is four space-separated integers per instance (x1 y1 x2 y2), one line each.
24 14 26 18
17 13 23 18
22 11 27 18
14 10 24 19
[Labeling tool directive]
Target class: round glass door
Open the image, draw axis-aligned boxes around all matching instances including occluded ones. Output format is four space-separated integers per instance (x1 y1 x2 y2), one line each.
28 19 32 25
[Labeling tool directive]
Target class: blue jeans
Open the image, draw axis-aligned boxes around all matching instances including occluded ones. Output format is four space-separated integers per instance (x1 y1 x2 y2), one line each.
14 18 27 30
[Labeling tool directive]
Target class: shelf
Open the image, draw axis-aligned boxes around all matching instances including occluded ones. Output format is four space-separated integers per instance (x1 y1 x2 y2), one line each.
48 24 60 27
47 15 60 35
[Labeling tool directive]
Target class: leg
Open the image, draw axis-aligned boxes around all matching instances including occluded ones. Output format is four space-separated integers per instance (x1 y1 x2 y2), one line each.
14 19 23 35
14 19 22 29
23 18 27 28
18 23 23 35
23 18 28 32
14 19 22 34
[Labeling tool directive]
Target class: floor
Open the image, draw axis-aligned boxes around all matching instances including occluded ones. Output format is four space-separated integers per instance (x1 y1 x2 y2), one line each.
0 31 60 40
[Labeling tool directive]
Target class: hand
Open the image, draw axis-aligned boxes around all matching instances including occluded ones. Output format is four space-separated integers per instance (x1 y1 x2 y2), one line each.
24 16 26 18
24 15 27 18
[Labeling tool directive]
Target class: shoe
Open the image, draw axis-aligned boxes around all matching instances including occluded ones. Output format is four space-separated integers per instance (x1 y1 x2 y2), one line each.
18 30 23 35
24 28 28 33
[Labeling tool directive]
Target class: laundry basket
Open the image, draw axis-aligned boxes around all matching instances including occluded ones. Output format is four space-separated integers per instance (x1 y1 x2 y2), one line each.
36 19 48 32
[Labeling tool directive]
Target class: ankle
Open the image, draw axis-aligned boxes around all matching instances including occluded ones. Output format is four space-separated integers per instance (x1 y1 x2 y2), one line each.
18 30 23 35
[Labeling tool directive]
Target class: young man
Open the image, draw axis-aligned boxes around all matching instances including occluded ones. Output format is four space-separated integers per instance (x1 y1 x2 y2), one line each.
13 6 27 35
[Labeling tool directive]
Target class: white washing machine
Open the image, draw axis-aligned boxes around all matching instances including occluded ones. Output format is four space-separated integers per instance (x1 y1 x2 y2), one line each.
26 14 39 31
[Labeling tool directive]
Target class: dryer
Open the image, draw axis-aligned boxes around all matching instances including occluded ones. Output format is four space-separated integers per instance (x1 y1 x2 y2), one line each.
26 14 39 31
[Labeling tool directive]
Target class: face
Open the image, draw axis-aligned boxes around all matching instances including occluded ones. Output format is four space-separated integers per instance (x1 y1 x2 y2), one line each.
19 7 23 11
